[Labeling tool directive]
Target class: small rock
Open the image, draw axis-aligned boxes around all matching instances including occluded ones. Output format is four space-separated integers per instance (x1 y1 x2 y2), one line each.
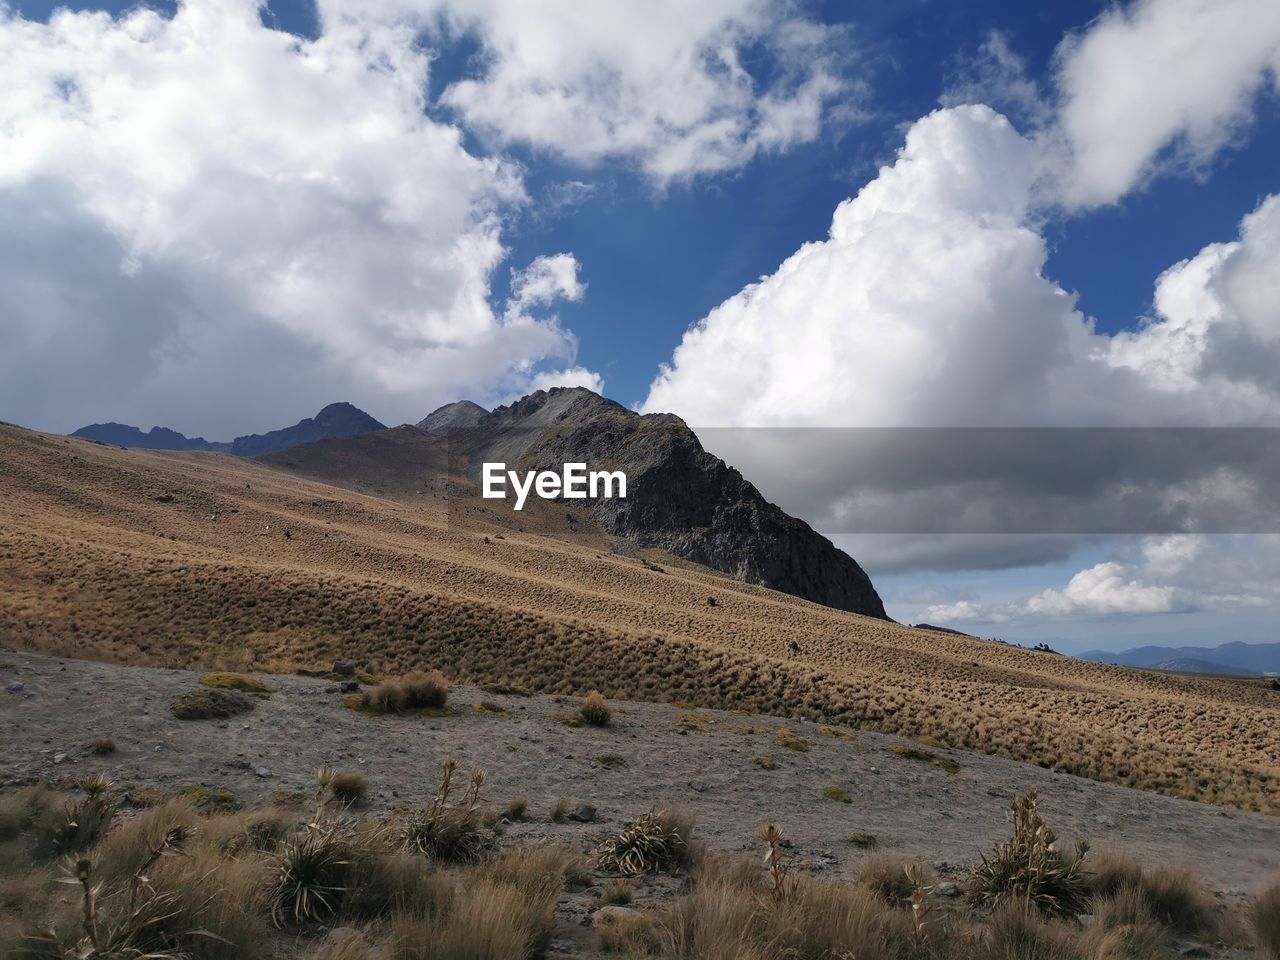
7 682 24 694
332 661 355 676
52 753 68 764
569 803 598 823
1178 947 1210 958
341 681 360 693
254 767 271 778
226 759 251 770
935 881 959 897
689 780 707 793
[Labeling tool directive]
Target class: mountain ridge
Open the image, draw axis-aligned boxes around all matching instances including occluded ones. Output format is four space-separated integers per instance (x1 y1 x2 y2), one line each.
1078 640 1279 675
72 402 385 458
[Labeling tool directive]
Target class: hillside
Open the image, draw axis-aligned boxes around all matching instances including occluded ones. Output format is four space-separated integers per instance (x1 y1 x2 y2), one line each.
275 387 886 617
0 421 1277 813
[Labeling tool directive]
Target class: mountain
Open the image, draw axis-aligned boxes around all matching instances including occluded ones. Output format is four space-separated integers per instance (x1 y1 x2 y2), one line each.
227 402 385 457
71 402 385 458
423 387 886 618
1150 658 1241 675
5 417 1277 813
1078 640 1280 675
71 423 228 452
417 400 487 433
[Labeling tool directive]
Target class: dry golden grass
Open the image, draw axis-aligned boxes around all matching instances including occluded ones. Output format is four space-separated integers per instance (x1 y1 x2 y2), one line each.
2 423 1277 811
1254 883 1280 958
0 776 1263 960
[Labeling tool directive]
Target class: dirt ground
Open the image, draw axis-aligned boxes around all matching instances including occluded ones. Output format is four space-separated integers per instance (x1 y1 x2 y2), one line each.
3 647 1276 917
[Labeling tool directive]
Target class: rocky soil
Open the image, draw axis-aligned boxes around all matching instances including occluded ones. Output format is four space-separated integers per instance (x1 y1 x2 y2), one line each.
3 648 1275 904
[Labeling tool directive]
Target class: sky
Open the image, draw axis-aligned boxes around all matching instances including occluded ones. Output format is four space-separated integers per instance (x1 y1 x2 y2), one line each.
2 0 1279 653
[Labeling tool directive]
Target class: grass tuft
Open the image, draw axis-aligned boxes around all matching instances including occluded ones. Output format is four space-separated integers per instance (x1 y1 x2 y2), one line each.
170 687 255 720
200 671 274 694
580 690 613 727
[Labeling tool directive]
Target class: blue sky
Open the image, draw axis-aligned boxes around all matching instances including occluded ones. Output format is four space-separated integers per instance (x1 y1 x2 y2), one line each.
3 0 1279 653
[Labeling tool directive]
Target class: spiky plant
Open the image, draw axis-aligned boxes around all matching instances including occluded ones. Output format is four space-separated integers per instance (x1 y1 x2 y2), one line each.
762 824 791 899
35 778 118 859
597 810 690 876
968 790 1091 920
271 826 351 926
401 761 492 864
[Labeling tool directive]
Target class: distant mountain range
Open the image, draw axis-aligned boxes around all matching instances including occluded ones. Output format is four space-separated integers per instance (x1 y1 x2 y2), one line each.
71 402 385 458
1077 641 1279 675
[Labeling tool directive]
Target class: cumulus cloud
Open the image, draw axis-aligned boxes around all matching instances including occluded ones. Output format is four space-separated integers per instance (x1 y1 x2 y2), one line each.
0 0 598 436
1052 0 1280 208
915 535 1280 624
1025 561 1184 617
321 0 853 186
644 105 1118 428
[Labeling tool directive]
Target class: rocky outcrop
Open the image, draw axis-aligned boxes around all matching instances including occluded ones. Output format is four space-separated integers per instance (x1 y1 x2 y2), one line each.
435 387 888 619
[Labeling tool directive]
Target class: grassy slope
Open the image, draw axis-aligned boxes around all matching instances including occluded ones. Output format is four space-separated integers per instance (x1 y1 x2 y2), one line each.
0 423 1276 811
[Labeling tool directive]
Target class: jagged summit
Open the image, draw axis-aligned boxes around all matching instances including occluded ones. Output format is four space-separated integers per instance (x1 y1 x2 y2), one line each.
420 386 888 619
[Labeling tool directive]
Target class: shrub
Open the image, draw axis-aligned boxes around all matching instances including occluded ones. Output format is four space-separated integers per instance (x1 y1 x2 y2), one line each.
600 880 635 905
974 903 1081 960
823 785 852 804
1253 883 1280 959
580 690 613 727
401 761 492 864
776 729 810 752
550 800 570 824
343 847 451 921
170 687 254 720
848 832 878 849
969 791 1091 920
392 847 571 960
308 928 381 960
200 671 274 694
856 852 927 907
1089 849 1218 936
752 757 777 770
87 738 117 756
597 810 693 875
358 670 449 714
659 857 911 960
329 772 369 806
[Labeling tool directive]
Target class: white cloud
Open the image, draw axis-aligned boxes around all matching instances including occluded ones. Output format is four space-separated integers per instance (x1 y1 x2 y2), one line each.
0 0 598 436
1052 0 1280 208
507 253 585 314
642 105 1122 428
914 535 1280 625
1026 561 1184 617
321 0 853 186
643 102 1280 432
